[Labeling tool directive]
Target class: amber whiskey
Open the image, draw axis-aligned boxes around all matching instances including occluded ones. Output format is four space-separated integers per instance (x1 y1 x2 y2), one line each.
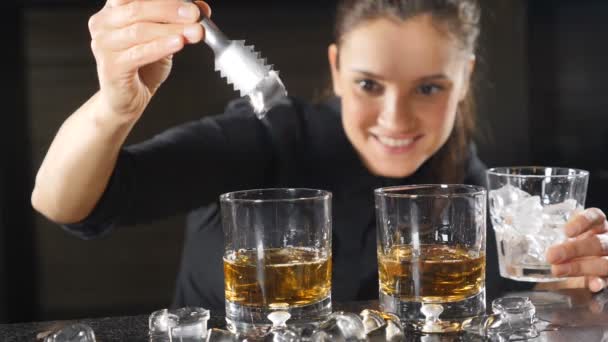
378 244 485 303
224 247 331 307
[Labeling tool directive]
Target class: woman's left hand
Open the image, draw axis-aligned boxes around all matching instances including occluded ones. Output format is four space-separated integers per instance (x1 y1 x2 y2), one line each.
546 208 608 292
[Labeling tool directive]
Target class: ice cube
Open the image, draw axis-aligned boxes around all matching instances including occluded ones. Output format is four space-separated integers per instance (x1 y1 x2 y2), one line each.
359 309 386 335
462 297 539 340
149 307 210 341
43 324 96 342
383 315 405 342
542 199 578 229
520 236 547 265
511 196 543 234
149 309 179 333
489 185 531 211
492 296 536 319
505 234 532 265
489 185 534 232
540 224 567 247
360 310 404 342
488 184 531 215
491 297 539 339
310 330 331 342
519 221 568 266
311 312 366 342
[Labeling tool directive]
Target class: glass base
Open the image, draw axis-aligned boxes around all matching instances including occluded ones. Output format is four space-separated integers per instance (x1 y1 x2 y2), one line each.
225 296 331 337
495 232 568 282
379 290 485 333
499 262 567 282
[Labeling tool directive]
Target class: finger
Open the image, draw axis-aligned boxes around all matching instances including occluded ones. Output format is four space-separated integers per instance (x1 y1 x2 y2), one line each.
194 1 212 18
107 0 136 7
105 1 200 29
588 276 607 293
592 220 608 235
574 221 608 240
547 234 608 263
98 22 203 50
106 0 177 8
116 35 185 72
574 222 608 242
551 256 608 277
564 208 606 237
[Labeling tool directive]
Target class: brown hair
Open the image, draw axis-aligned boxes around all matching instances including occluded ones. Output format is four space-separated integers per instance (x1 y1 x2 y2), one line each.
334 0 481 183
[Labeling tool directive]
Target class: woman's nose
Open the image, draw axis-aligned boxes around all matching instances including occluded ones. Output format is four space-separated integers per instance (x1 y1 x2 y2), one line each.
377 94 416 131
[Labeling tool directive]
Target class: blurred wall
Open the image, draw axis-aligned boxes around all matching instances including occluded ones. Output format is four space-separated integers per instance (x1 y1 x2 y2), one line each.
2 2 37 323
528 0 608 209
475 0 530 165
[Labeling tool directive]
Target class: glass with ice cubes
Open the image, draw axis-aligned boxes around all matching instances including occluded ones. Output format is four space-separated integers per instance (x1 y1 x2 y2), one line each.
487 167 589 282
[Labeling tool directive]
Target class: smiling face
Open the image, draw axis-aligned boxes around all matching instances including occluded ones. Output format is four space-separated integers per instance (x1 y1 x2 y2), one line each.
329 15 475 178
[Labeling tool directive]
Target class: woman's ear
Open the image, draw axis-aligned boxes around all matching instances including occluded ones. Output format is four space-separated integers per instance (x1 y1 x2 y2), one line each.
459 54 476 101
328 44 342 96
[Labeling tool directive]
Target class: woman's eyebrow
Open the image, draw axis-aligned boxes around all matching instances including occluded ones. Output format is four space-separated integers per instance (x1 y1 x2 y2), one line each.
350 69 386 81
350 69 450 83
416 74 449 82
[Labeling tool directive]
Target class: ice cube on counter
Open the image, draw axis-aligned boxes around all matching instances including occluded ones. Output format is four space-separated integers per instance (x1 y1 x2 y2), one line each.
149 307 210 341
43 324 96 342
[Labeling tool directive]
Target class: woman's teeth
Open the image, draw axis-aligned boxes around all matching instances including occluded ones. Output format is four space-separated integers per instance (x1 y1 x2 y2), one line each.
377 136 414 148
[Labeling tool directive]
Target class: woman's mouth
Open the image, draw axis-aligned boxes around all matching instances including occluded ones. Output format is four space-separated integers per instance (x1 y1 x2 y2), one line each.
372 134 422 154
376 135 415 148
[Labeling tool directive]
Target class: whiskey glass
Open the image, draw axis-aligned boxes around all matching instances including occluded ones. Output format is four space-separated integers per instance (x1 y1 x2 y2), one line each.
375 185 487 332
220 188 332 337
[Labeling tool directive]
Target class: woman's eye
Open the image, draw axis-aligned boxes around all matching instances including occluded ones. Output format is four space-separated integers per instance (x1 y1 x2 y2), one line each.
416 84 444 96
357 79 381 93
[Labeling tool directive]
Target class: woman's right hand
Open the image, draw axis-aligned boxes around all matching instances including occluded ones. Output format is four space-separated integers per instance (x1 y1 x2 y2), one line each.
89 0 211 122
32 0 212 223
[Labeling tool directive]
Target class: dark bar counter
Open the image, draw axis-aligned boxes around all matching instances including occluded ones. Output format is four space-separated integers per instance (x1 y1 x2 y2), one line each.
1 290 607 341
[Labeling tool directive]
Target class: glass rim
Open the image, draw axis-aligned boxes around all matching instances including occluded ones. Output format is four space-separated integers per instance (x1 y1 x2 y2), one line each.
220 188 332 203
374 184 486 198
487 166 589 179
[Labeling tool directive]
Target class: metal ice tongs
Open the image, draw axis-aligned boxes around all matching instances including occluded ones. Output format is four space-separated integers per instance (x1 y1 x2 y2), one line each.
185 1 288 118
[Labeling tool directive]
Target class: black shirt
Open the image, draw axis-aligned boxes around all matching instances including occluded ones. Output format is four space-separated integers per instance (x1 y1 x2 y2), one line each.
64 97 531 311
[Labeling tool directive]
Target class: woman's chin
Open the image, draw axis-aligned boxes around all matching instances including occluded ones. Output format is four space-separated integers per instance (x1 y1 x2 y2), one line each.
368 161 420 179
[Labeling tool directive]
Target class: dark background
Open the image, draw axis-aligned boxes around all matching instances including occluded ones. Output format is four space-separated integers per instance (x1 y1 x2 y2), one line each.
2 0 607 323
